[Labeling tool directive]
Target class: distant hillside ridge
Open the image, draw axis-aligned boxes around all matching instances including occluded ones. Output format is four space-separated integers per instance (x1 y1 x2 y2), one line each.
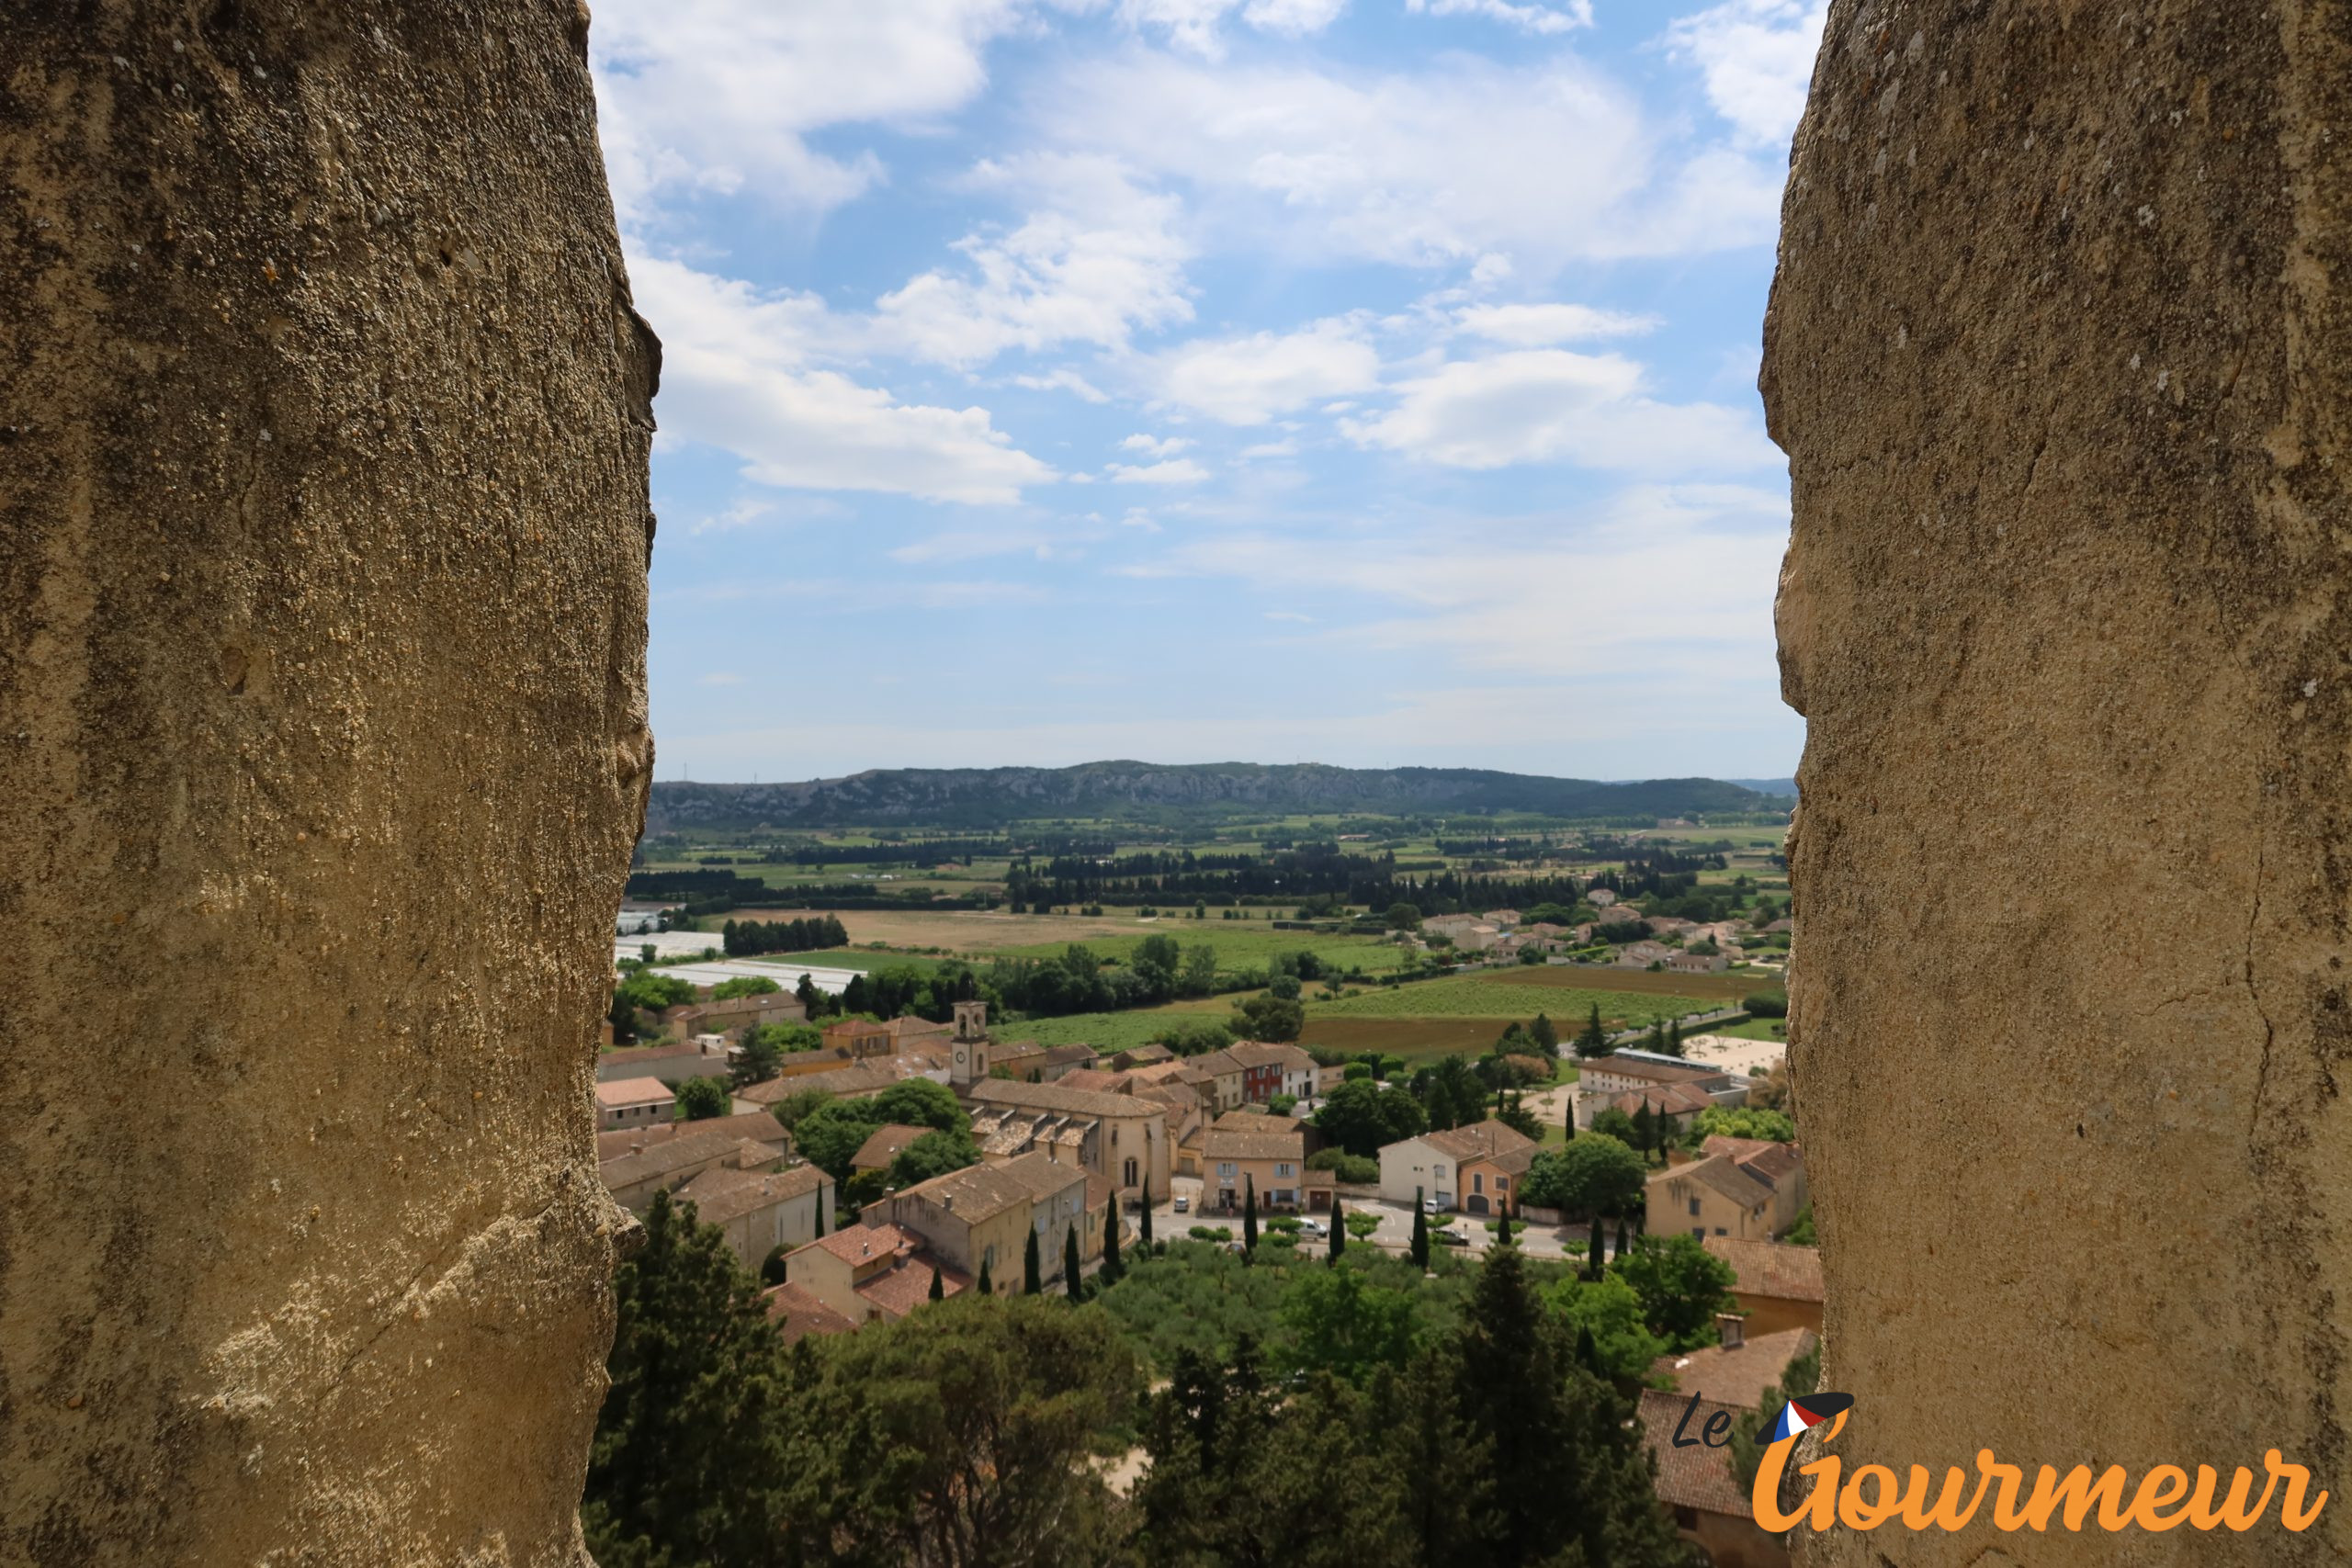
642 762 1789 831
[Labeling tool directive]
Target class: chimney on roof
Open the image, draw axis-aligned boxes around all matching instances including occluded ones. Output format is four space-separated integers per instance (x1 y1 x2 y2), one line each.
1715 1311 1747 1349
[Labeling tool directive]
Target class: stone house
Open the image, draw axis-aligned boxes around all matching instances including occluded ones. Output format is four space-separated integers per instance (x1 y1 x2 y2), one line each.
1456 1140 1540 1217
1703 1237 1825 1337
1203 1114 1308 1212
885 1150 1100 1290
1228 1041 1321 1103
674 1162 834 1269
594 1077 673 1131
780 1222 967 1325
963 1077 1170 1198
1646 1155 1776 1242
1378 1119 1537 1211
1700 1135 1809 1236
1635 1389 1792 1568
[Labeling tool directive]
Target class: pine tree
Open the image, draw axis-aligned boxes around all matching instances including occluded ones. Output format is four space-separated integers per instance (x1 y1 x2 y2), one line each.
1242 1175 1259 1257
1410 1197 1430 1269
1329 1198 1345 1261
1529 1011 1558 1053
1064 1224 1083 1300
928 1265 944 1302
1023 1227 1043 1295
1101 1201 1124 1286
1574 1002 1609 1058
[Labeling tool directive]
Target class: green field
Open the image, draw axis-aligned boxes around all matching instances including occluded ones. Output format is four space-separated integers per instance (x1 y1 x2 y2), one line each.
1304 976 1713 1024
996 924 1413 978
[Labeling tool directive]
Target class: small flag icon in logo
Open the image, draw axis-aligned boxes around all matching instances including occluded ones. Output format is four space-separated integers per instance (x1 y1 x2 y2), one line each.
1770 1392 1854 1443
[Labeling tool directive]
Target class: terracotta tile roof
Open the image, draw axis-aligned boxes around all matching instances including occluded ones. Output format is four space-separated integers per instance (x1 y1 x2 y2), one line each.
1213 1109 1302 1133
599 1128 780 1191
595 1111 783 1163
1609 1083 1717 1118
1041 1043 1100 1067
1053 1068 1129 1095
1585 1055 1728 1086
1650 1327 1818 1406
1227 1041 1315 1069
1188 1048 1244 1077
1652 1153 1773 1212
1704 1238 1825 1303
1114 1043 1175 1066
895 1149 1079 1223
595 1077 675 1110
1702 1135 1804 1190
850 1123 933 1171
1469 1143 1540 1177
762 1281 856 1345
798 1220 923 1269
966 1079 1156 1120
600 1041 704 1067
1421 1120 1538 1163
738 1063 899 1104
855 1252 967 1319
675 1162 828 1227
1636 1391 1758 1517
1204 1122 1306 1163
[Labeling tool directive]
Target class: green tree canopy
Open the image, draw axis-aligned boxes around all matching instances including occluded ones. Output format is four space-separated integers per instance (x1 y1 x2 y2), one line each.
709 975 781 1001
1313 1078 1428 1159
1519 1134 1645 1217
1611 1233 1740 1350
673 1077 729 1121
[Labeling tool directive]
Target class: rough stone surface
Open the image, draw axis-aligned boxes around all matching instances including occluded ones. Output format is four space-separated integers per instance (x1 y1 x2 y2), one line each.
1768 4 2350 1563
0 3 654 1562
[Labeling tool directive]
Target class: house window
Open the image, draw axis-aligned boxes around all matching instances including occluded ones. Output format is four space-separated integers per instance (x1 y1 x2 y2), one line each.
1495 1177 1508 1191
1715 1226 1728 1235
1689 1198 1702 1218
1218 1162 1236 1179
1434 1164 1447 1179
1276 1163 1294 1178
1472 1173 1484 1193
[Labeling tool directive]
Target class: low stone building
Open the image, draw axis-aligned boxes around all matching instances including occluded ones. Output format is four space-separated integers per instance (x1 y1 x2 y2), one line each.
674 1162 833 1269
963 1077 1171 1199
595 1037 730 1085
780 1222 967 1325
1634 1390 1791 1568
1646 1156 1776 1243
1203 1114 1308 1213
884 1150 1097 1291
849 1123 933 1177
1378 1120 1537 1211
595 1077 674 1131
599 1123 789 1213
1703 1238 1825 1337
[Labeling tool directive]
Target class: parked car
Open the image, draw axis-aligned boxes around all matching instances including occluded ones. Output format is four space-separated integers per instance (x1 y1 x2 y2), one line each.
1422 1198 1442 1214
1433 1228 1472 1247
1173 1193 1191 1213
1297 1218 1327 1238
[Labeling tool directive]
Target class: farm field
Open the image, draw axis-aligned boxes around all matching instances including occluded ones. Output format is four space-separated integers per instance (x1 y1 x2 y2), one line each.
710 908 1150 952
1305 976 1713 1025
1464 964 1763 1003
995 925 1413 978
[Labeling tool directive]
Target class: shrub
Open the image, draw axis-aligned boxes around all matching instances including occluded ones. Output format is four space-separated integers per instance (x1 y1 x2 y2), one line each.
1744 990 1790 1019
1188 1225 1233 1241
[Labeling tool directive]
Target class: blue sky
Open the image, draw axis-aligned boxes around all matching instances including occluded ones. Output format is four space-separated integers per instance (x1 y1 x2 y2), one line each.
590 0 1827 784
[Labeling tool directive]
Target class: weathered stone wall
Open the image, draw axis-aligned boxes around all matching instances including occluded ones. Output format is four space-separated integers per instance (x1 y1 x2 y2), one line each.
1768 3 2349 1563
0 3 653 1562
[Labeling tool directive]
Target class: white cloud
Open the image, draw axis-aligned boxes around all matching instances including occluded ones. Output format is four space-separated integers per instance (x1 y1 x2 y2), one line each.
1114 0 1349 58
1032 52 1778 268
1150 318 1381 424
634 256 1055 504
1404 0 1591 34
1012 368 1113 402
1346 350 1777 472
1108 457 1213 484
1126 483 1790 674
592 0 1026 220
1240 439 1299 459
873 155 1195 367
1665 0 1832 148
1455 302 1658 346
1121 434 1195 457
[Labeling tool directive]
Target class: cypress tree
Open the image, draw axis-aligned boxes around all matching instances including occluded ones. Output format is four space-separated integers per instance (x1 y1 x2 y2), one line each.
1410 1197 1430 1269
928 1265 944 1302
1242 1175 1259 1257
1101 1201 1124 1285
1497 1212 1512 1247
814 1194 827 1238
1564 1096 1576 1140
1329 1198 1344 1261
1615 1215 1630 1259
1138 1175 1154 1249
1586 1212 1605 1280
1667 1018 1683 1058
977 1256 992 1296
1023 1227 1042 1295
1574 1323 1604 1378
1631 1101 1654 1160
1064 1224 1082 1300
